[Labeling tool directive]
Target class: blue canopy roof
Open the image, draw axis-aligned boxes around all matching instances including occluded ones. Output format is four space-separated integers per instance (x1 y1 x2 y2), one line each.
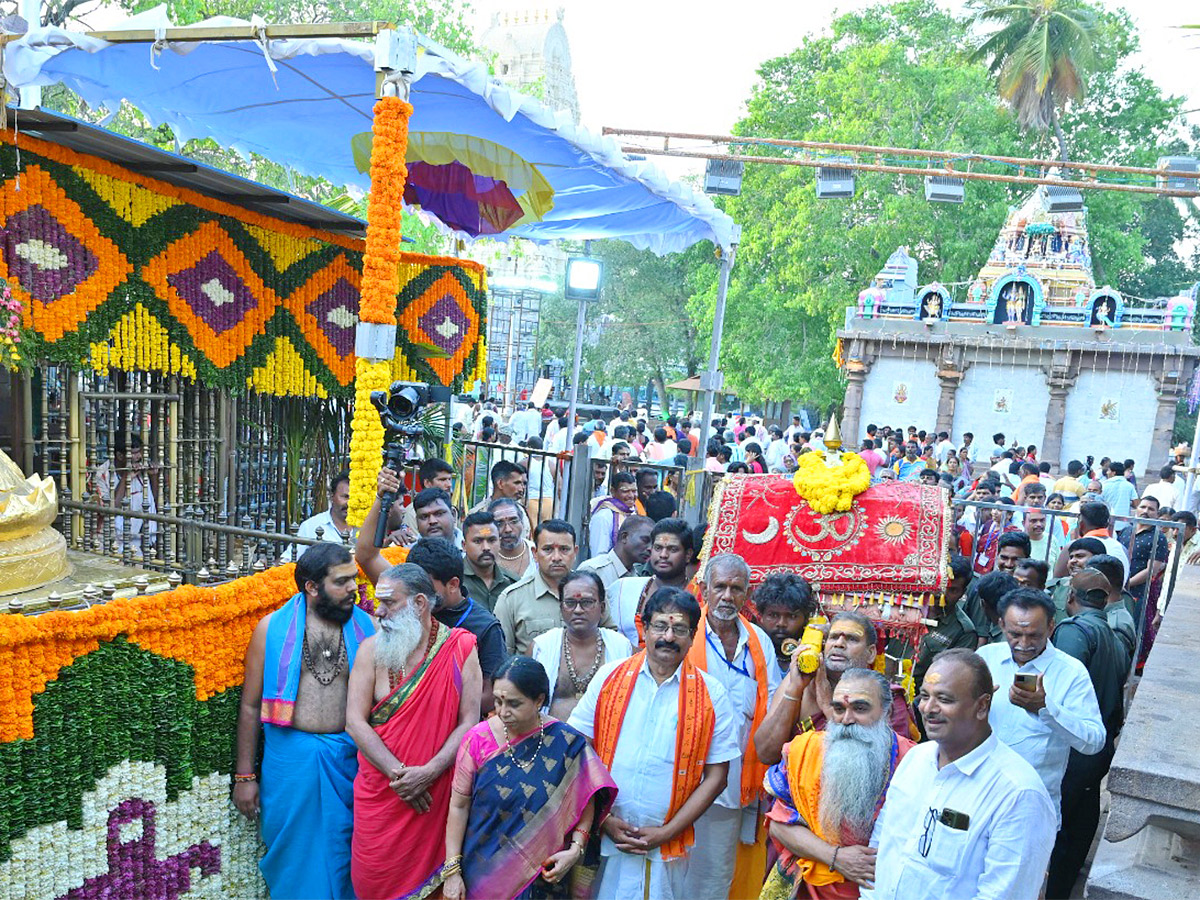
3 9 735 254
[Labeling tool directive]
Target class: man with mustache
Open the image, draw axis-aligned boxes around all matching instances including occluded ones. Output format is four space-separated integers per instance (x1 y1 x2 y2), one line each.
869 649 1056 899
754 573 818 678
569 587 739 899
406 536 507 718
610 518 693 647
234 543 375 900
490 497 535 580
458 510 516 612
346 563 482 900
755 612 913 767
761 668 915 898
977 589 1105 826
681 554 781 899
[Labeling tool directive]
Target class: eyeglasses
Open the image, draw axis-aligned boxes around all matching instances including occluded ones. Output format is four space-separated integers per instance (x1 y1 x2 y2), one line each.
919 807 938 857
561 598 598 610
646 621 691 639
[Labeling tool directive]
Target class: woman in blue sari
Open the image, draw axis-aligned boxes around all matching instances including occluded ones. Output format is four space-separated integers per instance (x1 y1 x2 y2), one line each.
442 656 616 900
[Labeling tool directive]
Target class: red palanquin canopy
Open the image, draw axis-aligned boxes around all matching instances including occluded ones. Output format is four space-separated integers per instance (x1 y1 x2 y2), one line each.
702 475 952 639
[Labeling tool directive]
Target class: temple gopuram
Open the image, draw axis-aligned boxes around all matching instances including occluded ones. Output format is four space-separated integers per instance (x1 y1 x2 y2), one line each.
838 185 1200 475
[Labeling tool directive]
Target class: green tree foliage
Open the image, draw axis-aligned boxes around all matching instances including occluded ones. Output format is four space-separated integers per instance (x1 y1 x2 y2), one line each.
691 0 1197 409
970 0 1099 163
537 240 714 410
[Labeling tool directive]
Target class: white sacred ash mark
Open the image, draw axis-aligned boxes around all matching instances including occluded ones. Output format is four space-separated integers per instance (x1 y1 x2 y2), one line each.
200 278 237 307
15 239 69 270
326 306 357 328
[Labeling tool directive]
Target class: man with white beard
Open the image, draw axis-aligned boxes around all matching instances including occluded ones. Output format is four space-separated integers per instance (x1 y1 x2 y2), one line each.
761 668 915 899
345 563 482 900
681 554 780 899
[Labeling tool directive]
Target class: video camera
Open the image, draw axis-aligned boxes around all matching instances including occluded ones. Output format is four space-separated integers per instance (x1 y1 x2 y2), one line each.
370 381 451 548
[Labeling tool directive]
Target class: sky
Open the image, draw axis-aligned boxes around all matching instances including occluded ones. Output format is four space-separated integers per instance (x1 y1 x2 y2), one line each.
470 0 1200 180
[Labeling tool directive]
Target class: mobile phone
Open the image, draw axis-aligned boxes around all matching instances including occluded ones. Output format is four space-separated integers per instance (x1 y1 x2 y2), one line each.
1014 673 1038 691
939 808 970 831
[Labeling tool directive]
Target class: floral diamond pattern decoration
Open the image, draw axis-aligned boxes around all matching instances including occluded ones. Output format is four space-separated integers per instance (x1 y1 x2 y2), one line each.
285 253 361 385
398 269 481 386
0 165 131 342
142 220 281 368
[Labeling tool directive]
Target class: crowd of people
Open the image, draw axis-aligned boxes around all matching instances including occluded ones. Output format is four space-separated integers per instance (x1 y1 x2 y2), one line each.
236 409 1193 900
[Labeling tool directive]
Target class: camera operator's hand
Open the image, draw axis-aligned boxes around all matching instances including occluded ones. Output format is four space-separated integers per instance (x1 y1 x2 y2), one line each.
377 467 402 499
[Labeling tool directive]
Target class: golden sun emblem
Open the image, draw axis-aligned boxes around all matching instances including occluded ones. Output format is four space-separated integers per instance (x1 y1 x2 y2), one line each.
875 515 913 546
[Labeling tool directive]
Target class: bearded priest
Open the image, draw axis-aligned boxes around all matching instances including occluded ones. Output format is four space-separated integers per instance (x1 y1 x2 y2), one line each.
346 563 482 899
760 668 914 899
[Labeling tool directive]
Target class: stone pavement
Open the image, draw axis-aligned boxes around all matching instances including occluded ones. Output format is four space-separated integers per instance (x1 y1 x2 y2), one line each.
1086 564 1200 899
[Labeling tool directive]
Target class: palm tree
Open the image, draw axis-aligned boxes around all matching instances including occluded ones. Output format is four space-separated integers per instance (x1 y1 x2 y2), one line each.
970 0 1099 163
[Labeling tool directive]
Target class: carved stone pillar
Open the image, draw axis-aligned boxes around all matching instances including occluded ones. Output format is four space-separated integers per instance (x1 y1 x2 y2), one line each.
840 340 873 446
933 344 966 438
1150 361 1188 480
1041 350 1078 475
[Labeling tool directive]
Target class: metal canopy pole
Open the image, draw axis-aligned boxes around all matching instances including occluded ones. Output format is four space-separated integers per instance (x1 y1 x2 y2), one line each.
697 228 740 461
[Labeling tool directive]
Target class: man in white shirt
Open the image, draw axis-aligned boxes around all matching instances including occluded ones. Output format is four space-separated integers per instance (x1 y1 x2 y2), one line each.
977 589 1105 822
569 587 740 900
870 648 1057 900
508 400 543 445
960 431 980 464
610 519 694 647
578 515 653 597
763 426 788 471
1143 463 1182 511
285 471 354 561
933 431 956 466
683 555 781 899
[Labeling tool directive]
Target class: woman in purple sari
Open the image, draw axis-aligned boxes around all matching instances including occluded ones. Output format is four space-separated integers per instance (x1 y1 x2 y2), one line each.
442 656 616 900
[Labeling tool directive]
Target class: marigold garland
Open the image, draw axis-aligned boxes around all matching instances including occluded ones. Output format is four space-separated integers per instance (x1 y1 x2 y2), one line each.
792 451 871 514
359 97 413 326
348 357 394 529
0 556 403 892
0 128 486 399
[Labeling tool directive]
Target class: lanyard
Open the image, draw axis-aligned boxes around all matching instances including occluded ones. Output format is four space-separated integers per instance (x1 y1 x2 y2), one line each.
451 598 474 629
706 628 752 678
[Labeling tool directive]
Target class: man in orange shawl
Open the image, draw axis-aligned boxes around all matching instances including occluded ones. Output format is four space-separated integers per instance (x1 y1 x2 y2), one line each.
683 553 781 900
760 668 914 900
568 586 741 900
346 563 482 900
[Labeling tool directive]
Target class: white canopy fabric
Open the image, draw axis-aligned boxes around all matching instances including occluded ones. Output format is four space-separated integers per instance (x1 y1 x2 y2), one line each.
3 8 735 255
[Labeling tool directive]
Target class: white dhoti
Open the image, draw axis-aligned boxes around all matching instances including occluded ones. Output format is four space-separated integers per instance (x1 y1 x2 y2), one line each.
682 803 742 899
597 853 688 900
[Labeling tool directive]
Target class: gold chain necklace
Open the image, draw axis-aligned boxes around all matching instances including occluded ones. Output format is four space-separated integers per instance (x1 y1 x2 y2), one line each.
502 714 546 772
563 636 604 697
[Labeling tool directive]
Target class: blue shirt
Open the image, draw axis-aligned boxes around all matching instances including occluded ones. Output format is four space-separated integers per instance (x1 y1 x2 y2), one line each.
1101 476 1137 519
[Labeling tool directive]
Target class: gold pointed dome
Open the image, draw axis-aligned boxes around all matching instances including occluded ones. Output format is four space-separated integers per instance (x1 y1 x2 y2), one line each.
0 449 59 540
823 413 843 452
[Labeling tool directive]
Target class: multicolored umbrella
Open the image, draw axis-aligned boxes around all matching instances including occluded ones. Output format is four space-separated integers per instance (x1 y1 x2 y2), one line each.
351 131 555 238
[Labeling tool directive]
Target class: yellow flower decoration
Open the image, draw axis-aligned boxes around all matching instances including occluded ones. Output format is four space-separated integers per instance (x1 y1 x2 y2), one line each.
347 357 393 529
792 451 871 514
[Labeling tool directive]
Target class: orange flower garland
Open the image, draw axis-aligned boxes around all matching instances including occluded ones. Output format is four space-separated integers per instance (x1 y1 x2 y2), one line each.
348 357 393 528
0 128 487 400
359 97 413 326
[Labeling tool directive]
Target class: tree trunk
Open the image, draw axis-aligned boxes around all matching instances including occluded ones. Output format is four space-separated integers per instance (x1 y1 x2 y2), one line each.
1050 103 1069 166
653 377 670 419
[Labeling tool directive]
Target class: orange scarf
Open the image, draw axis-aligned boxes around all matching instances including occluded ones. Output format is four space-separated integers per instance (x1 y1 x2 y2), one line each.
593 651 715 859
687 611 769 806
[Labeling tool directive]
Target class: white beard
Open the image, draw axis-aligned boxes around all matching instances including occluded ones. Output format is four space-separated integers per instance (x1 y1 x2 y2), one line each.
375 604 424 672
818 718 894 844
